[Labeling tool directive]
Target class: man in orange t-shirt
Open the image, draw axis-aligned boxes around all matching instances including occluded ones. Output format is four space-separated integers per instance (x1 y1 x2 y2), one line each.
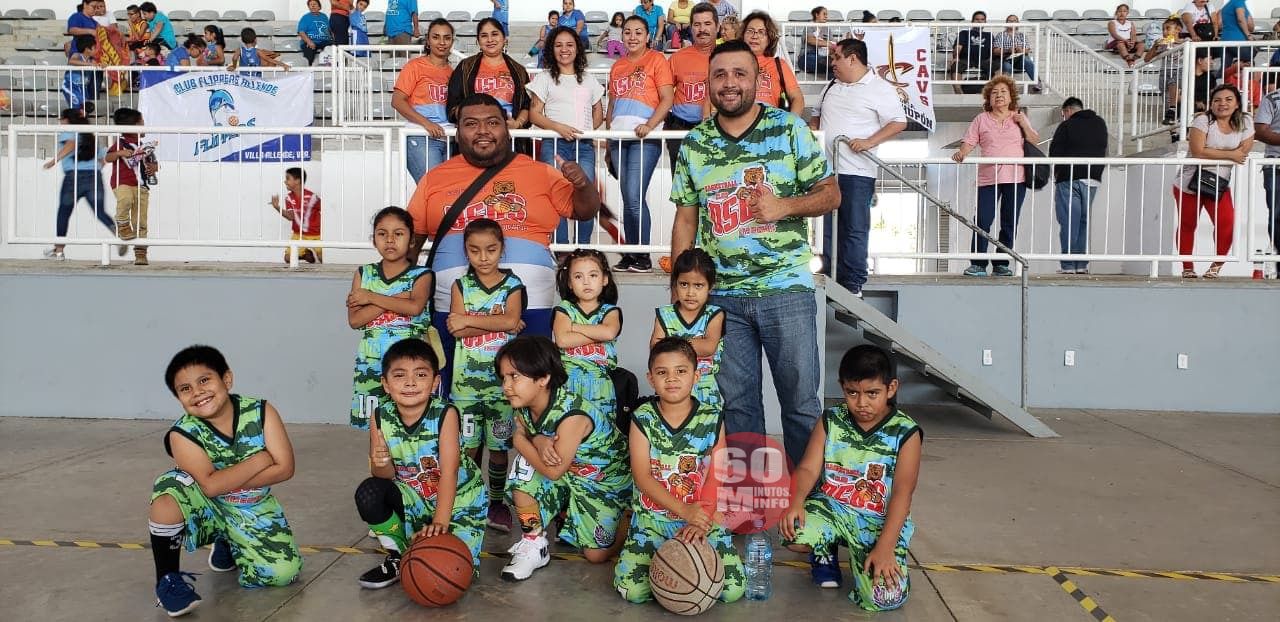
665 2 718 164
407 93 600 394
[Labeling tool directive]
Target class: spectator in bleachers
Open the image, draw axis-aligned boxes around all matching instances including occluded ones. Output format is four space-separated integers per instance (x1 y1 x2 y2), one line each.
1215 0 1254 72
125 5 149 54
812 37 906 295
608 14 674 272
1177 84 1253 279
993 15 1041 93
529 26 605 244
447 18 531 141
1049 97 1108 275
1105 4 1145 67
739 11 805 115
797 6 833 77
667 0 694 48
298 0 335 65
62 35 98 113
492 0 509 36
951 74 1039 278
1179 0 1217 42
1144 17 1184 124
635 0 667 51
139 2 176 50
393 18 456 183
136 41 161 66
350 0 371 46
67 2 99 43
329 0 353 47
202 26 226 66
531 11 559 67
384 0 419 44
597 12 625 58
707 0 736 22
717 14 739 44
166 34 206 68
560 0 589 48
1255 79 1280 278
949 11 992 94
666 1 718 164
42 108 116 261
228 28 290 72
105 107 155 266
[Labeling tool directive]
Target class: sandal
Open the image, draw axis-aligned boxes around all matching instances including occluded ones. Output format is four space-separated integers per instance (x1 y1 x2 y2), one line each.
1203 264 1222 279
1181 269 1197 279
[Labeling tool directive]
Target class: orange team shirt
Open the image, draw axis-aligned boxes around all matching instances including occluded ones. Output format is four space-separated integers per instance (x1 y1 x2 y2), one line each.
393 58 451 124
668 46 710 124
754 54 797 108
608 49 674 130
475 59 517 113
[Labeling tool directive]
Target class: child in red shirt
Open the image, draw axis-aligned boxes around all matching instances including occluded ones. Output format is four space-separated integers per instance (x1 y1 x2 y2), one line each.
270 167 323 264
104 107 157 265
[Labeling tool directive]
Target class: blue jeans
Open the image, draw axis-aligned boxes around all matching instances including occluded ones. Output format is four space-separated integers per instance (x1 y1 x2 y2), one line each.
1264 165 1280 275
971 183 1026 269
608 139 661 246
822 174 875 291
711 291 822 467
1001 56 1037 82
56 169 113 237
539 138 596 244
1053 180 1097 271
406 136 450 185
798 49 828 76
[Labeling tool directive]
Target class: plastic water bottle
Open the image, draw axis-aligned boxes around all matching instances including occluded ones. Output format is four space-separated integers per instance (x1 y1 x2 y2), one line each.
744 520 773 600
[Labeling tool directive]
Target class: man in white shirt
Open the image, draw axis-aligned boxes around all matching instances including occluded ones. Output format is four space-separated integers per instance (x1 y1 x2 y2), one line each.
1255 85 1280 277
810 37 907 295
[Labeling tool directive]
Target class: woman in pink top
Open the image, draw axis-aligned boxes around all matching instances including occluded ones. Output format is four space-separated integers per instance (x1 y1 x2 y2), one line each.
951 75 1039 277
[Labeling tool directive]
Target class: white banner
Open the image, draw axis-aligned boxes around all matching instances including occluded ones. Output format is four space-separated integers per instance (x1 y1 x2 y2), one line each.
855 27 936 132
138 71 316 161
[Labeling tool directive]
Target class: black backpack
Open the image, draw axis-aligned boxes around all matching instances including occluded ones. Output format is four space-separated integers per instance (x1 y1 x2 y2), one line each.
608 367 640 435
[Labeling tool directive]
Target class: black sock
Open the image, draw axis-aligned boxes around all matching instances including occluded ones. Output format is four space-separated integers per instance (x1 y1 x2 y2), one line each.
149 522 185 583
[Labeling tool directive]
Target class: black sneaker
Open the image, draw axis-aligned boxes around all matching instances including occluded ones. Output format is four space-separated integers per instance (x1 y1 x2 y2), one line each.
628 255 653 273
612 254 635 272
358 551 401 589
1162 108 1176 125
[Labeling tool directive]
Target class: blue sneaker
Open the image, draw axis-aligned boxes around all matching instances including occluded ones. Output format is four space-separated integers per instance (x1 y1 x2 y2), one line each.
963 265 987 277
809 552 842 588
208 537 235 572
155 572 201 618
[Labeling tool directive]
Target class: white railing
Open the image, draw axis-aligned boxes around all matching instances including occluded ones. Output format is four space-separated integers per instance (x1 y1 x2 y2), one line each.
1127 41 1186 147
1041 25 1128 155
1245 158 1280 269
779 22 1042 89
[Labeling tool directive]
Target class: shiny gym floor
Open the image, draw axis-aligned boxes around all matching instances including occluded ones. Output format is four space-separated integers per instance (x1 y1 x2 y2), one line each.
1 407 1276 621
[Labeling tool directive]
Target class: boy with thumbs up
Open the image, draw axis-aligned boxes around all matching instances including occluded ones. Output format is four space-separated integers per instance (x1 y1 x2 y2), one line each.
352 338 488 588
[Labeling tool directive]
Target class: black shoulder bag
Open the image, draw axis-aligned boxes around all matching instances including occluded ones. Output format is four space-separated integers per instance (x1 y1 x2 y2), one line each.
775 57 792 111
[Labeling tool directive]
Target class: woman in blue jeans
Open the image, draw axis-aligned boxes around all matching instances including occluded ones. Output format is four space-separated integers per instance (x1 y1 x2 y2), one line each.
529 27 605 244
42 108 115 259
606 15 674 272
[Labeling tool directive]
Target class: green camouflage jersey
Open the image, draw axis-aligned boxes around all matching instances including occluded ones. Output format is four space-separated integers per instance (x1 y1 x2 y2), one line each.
516 385 627 478
631 397 723 519
670 105 832 297
375 398 481 503
166 395 276 504
654 304 724 404
818 405 922 520
351 262 433 428
450 268 525 402
555 300 621 369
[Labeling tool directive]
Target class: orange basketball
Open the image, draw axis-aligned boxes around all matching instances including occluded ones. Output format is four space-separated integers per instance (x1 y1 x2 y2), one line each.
650 538 724 615
400 533 473 607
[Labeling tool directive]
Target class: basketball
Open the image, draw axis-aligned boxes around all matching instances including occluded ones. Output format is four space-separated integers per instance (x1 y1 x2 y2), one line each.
399 533 473 607
649 538 724 615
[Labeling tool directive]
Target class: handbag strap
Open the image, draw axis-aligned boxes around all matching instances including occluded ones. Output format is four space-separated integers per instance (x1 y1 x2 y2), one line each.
774 57 790 110
425 151 516 269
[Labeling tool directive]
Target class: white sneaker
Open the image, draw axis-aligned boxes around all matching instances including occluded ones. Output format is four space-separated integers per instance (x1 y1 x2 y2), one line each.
43 248 65 261
501 534 549 581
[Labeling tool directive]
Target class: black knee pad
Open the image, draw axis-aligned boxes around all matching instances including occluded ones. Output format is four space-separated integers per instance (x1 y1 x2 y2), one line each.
354 477 403 524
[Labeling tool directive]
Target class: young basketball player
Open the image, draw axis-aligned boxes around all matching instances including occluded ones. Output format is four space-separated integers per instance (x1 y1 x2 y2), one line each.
553 249 622 415
649 248 724 405
780 344 922 611
448 218 526 533
496 335 633 580
353 337 487 589
148 345 302 617
614 337 744 603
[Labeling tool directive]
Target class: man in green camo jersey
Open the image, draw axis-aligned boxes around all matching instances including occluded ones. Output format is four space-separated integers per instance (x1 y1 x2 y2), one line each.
670 39 840 468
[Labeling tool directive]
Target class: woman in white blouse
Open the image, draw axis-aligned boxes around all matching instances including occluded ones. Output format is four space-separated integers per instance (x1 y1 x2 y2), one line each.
1176 84 1253 279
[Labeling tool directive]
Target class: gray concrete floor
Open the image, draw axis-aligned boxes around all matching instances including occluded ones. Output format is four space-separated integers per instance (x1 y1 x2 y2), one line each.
1 407 1277 621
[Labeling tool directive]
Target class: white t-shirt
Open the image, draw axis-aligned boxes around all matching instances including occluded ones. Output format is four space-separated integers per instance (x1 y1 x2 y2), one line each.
1255 90 1280 157
526 70 605 131
1180 113 1254 187
815 71 907 178
1107 20 1132 44
1179 2 1211 36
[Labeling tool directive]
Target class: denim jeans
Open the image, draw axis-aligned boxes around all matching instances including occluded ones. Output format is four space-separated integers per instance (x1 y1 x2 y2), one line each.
1001 56 1037 82
971 183 1026 269
405 136 450 185
821 174 875 291
1263 165 1280 275
711 291 822 467
539 138 596 244
608 139 661 245
56 169 113 237
1053 180 1097 271
798 49 828 76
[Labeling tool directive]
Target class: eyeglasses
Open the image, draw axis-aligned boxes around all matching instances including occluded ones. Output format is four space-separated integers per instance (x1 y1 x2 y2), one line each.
745 28 768 36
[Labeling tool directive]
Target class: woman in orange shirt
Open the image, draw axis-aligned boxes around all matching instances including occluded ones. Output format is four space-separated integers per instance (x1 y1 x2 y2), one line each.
447 18 531 131
607 15 674 273
739 11 805 115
